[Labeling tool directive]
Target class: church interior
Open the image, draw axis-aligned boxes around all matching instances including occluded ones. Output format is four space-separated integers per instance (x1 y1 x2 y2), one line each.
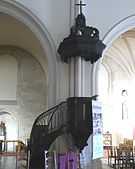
98 28 135 169
0 0 135 169
0 13 48 169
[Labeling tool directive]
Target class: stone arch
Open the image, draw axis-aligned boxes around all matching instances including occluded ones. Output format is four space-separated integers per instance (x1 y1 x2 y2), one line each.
0 0 58 107
0 45 48 140
0 111 18 140
0 45 47 103
92 14 135 95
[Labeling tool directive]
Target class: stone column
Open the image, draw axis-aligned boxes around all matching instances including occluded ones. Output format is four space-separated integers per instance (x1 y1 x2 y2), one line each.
68 1 94 168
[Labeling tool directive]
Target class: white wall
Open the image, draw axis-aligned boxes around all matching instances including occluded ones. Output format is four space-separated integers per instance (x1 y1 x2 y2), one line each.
0 49 47 141
0 1 70 141
0 14 47 70
11 0 135 99
0 5 70 105
12 0 135 42
15 0 71 47
0 54 17 100
85 0 135 39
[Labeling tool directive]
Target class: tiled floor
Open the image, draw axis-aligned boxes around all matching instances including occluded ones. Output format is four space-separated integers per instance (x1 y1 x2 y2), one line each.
0 156 112 169
0 156 27 169
0 156 16 169
102 163 113 169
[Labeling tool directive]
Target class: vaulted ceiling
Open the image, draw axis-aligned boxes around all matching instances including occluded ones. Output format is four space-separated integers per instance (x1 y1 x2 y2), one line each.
103 29 135 83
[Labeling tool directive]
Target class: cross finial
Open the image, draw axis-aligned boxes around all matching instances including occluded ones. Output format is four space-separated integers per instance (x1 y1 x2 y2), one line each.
76 1 86 14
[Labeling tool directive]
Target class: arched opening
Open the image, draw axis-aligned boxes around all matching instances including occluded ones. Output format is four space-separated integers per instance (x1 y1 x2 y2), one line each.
94 15 135 168
0 0 57 107
0 1 57 168
0 112 17 146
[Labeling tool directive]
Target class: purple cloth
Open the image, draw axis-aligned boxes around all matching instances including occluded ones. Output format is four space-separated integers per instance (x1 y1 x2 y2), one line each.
59 155 66 169
58 152 78 169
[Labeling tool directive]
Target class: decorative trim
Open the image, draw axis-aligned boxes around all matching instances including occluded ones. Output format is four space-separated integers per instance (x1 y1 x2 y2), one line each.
0 45 36 59
0 100 17 105
103 14 135 48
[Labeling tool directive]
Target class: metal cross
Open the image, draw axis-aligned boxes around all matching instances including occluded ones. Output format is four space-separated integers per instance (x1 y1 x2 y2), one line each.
76 1 86 14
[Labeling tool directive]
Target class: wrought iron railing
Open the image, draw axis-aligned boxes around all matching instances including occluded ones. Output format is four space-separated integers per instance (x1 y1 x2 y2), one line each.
30 101 67 147
28 97 93 169
28 101 68 169
31 101 67 131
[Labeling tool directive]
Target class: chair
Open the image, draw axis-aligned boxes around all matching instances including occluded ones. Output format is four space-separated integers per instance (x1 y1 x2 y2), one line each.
108 146 117 167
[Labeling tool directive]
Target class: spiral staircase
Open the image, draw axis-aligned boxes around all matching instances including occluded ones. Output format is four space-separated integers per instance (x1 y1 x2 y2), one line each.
29 97 93 169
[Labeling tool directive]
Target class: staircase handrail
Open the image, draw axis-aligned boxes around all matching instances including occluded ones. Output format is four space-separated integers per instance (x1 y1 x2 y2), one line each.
30 101 67 143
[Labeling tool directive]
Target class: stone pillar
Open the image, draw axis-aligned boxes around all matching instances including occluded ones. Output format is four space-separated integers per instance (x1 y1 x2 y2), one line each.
58 0 105 168
68 1 94 168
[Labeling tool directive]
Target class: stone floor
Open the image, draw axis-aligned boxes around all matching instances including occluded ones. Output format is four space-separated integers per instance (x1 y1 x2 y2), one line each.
102 163 112 169
0 156 16 169
0 156 112 169
0 156 27 169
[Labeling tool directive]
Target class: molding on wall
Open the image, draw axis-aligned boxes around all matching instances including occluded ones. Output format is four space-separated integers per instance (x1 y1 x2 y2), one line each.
0 0 58 107
103 14 135 49
0 45 37 58
0 100 17 105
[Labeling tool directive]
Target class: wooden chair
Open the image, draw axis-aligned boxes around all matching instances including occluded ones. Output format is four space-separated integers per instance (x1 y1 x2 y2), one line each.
108 146 118 167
